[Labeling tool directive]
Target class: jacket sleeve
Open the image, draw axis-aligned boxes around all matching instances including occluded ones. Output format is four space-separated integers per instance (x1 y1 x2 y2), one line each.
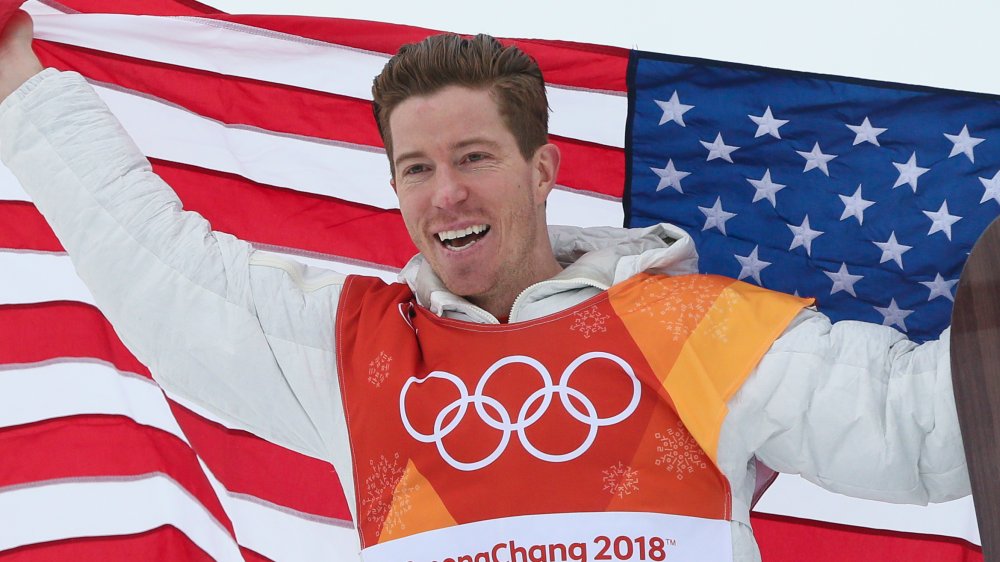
0 69 351 465
722 307 969 506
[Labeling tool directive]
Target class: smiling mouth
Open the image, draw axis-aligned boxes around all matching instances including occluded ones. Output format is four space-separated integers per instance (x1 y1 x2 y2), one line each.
436 224 491 251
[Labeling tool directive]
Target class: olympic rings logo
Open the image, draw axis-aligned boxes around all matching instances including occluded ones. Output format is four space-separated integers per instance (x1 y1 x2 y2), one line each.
399 352 641 472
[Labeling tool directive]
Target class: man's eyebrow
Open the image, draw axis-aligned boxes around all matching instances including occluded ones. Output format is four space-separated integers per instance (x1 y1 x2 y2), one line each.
452 138 501 151
393 149 426 167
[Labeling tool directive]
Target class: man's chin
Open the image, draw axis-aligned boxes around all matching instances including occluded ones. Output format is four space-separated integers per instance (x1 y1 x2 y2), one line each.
438 272 496 303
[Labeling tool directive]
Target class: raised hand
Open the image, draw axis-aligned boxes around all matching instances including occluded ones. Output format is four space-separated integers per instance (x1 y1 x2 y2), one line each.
0 9 43 101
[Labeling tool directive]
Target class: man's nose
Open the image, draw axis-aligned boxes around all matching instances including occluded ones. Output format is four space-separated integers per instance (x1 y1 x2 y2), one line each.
431 166 468 208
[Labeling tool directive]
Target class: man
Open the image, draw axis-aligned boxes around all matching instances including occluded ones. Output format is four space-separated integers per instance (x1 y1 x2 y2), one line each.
0 12 968 562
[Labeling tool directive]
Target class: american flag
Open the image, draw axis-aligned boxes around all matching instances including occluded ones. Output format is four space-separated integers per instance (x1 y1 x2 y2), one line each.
0 0 982 560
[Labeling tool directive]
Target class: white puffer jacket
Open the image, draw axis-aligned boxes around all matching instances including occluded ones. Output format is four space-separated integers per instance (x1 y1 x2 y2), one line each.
0 69 970 561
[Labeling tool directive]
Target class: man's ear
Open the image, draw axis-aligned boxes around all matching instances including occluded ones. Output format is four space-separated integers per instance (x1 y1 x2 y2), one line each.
532 143 561 205
390 176 396 192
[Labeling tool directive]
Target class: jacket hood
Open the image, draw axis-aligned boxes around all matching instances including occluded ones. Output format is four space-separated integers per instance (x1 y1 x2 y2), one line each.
399 223 700 321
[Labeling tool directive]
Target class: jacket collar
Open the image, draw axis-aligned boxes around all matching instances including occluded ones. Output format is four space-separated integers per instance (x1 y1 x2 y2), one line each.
398 223 700 323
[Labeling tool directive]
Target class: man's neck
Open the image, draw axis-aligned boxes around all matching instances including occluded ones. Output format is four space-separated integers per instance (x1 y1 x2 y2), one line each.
470 258 564 322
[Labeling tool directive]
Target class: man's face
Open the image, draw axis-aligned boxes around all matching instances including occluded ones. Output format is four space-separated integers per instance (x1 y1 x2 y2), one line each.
389 85 559 309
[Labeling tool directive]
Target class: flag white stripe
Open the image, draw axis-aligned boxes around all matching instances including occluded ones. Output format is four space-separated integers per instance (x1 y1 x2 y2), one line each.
548 187 624 227
0 475 245 561
0 250 396 307
0 354 299 454
0 252 97 306
0 358 324 465
755 473 981 546
24 6 627 148
0 163 28 201
0 362 182 438
546 84 627 149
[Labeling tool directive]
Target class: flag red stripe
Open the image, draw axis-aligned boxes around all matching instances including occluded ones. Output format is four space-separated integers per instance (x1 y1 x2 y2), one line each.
751 512 983 562
0 302 148 376
240 546 275 562
35 42 625 198
168 401 352 521
554 137 624 198
0 415 234 534
0 302 352 521
152 159 416 268
0 200 61 252
0 525 216 562
0 160 417 268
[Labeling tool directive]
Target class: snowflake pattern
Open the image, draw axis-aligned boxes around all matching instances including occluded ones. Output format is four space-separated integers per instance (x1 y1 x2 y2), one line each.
570 305 611 339
625 276 736 343
368 351 392 388
360 453 417 535
654 421 708 480
602 461 640 498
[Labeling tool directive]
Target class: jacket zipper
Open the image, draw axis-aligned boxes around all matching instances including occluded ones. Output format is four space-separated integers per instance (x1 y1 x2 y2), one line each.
507 278 609 322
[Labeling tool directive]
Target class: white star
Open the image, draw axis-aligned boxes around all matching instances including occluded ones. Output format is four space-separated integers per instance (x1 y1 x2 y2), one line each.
979 170 1000 205
944 125 984 163
838 184 876 225
892 152 930 191
874 298 914 332
746 169 786 206
823 263 864 297
650 159 691 193
700 133 740 163
796 142 837 176
919 273 958 302
872 232 912 269
699 197 738 235
654 91 694 127
845 117 887 146
735 246 771 285
787 215 824 256
749 106 789 139
922 200 962 240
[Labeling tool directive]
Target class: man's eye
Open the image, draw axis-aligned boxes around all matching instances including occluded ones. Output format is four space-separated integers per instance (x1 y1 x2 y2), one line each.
404 164 427 175
465 153 487 163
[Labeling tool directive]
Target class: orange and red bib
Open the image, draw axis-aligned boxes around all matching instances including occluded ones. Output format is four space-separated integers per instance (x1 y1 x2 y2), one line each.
336 273 809 562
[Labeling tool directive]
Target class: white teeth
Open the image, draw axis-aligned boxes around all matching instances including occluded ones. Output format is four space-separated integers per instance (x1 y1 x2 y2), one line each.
436 224 489 242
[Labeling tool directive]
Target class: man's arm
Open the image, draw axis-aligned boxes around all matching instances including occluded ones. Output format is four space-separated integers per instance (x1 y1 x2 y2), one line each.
0 13 352 468
721 308 967 507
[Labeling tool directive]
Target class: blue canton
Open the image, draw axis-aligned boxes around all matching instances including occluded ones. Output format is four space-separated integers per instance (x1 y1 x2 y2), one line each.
626 52 1000 342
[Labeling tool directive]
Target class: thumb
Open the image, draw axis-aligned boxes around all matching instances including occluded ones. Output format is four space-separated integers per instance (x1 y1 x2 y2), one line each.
0 9 41 101
0 0 29 36
0 9 33 49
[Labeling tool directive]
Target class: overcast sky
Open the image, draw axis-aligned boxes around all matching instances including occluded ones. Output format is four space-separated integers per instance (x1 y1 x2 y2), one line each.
201 0 1000 96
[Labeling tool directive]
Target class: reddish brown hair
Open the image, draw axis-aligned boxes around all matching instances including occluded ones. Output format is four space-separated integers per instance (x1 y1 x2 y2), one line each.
372 33 549 175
